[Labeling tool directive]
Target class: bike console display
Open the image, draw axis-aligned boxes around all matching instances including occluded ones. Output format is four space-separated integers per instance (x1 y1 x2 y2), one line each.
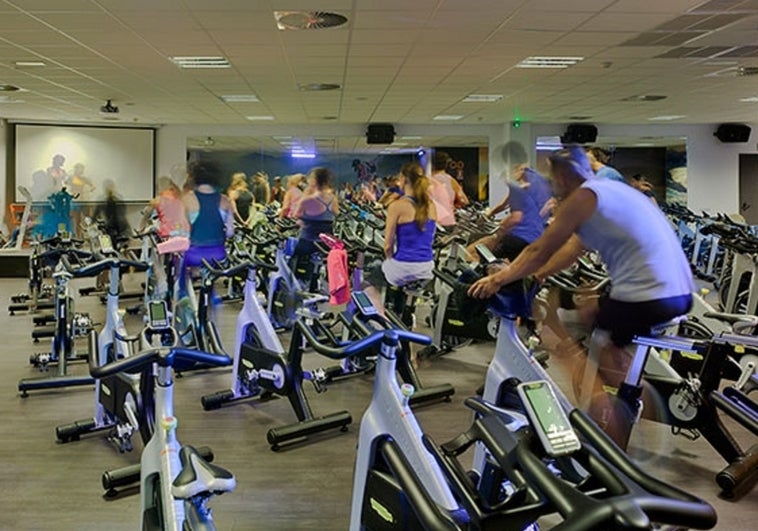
352 291 378 316
148 300 170 329
517 380 581 457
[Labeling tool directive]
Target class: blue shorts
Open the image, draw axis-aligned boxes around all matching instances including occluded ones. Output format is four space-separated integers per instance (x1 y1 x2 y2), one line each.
184 244 226 268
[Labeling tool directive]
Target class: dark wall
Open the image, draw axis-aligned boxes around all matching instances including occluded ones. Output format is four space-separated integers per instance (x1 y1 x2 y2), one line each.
435 146 481 201
187 149 416 188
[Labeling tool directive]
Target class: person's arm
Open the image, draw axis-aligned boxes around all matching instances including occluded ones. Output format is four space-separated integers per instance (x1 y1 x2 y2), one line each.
221 195 235 238
331 194 340 215
278 189 292 219
533 234 586 281
384 202 399 259
486 194 510 217
496 210 523 236
469 188 597 298
451 179 469 208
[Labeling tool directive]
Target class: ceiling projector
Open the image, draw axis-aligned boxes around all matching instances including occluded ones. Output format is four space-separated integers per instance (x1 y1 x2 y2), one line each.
100 99 119 113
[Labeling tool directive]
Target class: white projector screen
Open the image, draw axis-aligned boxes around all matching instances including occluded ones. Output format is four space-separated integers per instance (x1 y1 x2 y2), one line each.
14 124 155 202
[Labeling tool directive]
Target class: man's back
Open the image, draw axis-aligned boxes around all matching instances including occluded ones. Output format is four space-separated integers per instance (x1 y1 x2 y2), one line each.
576 178 693 302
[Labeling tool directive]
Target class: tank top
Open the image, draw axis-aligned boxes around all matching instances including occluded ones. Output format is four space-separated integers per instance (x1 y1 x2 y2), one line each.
393 197 435 262
428 172 456 226
190 190 225 247
234 189 253 220
576 179 694 302
299 194 335 241
156 193 189 238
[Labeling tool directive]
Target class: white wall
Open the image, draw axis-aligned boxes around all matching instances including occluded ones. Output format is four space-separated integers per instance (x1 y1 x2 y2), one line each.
0 120 6 234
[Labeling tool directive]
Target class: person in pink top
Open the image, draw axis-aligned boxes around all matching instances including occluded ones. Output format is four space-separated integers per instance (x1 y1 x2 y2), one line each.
428 151 464 229
142 176 190 238
279 173 305 219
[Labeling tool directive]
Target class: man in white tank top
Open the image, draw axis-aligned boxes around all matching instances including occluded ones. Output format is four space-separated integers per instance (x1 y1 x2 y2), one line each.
468 146 694 407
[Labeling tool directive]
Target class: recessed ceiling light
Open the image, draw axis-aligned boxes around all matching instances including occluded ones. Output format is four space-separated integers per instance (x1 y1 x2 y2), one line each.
220 94 259 102
169 56 231 69
14 61 45 67
298 83 341 91
740 96 758 102
400 136 422 140
291 152 316 159
462 94 503 103
648 115 686 121
0 84 20 92
433 115 463 121
517 56 584 69
246 115 275 120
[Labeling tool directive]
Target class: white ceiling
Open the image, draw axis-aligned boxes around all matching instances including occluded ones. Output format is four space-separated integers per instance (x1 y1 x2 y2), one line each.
1 0 758 152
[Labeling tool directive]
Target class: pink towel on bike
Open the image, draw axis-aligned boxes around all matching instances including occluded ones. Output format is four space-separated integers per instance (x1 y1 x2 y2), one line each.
327 247 350 305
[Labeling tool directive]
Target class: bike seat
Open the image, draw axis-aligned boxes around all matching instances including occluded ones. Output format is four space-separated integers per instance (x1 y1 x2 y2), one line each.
399 279 431 297
172 445 236 499
648 315 687 337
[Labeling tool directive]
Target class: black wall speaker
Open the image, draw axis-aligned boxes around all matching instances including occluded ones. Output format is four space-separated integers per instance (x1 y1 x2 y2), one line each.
560 123 598 145
366 123 395 144
714 123 751 143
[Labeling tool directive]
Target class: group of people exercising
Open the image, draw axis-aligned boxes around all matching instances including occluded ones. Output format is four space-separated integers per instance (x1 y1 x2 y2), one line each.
136 146 692 441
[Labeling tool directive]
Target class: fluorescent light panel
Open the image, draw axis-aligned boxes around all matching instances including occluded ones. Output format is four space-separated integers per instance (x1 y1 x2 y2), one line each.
740 96 758 102
245 115 275 120
170 56 231 68
517 56 584 69
14 61 45 67
648 115 686 121
433 115 463 121
220 94 259 102
291 152 316 158
462 94 503 103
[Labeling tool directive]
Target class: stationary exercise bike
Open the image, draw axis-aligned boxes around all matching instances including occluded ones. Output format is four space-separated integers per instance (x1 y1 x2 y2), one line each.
55 250 160 450
294 292 718 531
92 302 235 530
576 311 758 497
200 258 350 451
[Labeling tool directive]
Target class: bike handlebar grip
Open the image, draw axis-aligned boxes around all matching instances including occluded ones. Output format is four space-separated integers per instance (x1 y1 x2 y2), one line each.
70 257 120 278
201 258 251 279
253 257 278 272
90 346 231 378
168 347 232 368
568 409 718 529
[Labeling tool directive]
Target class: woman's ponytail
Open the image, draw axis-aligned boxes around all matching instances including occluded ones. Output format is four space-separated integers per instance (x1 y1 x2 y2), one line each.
400 162 431 230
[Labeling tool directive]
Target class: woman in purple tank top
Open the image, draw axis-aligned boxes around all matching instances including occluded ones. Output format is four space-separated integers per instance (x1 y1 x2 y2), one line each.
381 162 437 316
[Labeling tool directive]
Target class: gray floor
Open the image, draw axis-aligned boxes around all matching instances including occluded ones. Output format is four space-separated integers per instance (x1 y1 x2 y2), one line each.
1 274 756 530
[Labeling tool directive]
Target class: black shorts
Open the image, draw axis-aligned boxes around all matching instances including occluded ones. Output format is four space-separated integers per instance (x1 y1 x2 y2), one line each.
492 234 530 261
596 294 693 346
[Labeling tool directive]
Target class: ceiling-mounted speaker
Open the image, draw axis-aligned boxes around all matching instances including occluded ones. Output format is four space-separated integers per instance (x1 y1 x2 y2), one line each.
560 123 597 145
366 123 395 144
714 123 751 143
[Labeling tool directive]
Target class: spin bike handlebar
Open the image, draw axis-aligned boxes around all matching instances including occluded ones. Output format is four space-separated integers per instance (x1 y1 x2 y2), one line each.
462 398 717 530
59 254 149 278
201 258 276 278
295 320 431 360
88 343 231 379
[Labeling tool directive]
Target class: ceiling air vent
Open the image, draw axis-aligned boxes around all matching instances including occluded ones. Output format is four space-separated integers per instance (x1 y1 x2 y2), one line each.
275 11 348 30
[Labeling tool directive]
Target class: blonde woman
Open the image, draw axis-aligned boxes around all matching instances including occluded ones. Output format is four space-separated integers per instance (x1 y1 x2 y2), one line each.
279 173 305 219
